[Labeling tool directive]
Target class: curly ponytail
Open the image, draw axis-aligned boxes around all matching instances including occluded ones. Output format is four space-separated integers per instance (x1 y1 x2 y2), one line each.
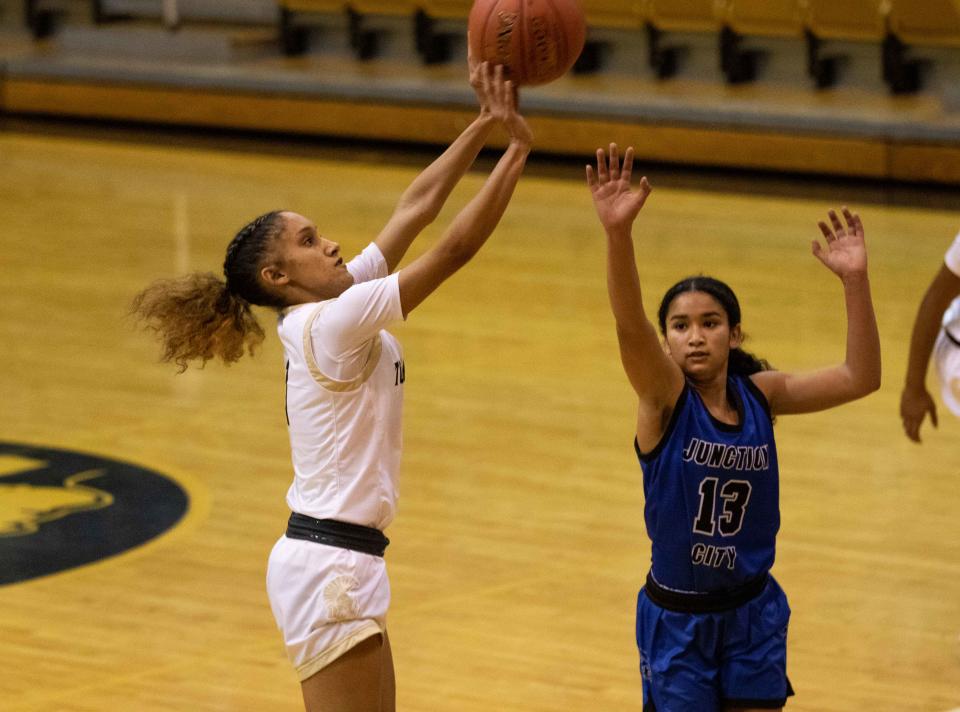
132 211 286 371
657 275 771 377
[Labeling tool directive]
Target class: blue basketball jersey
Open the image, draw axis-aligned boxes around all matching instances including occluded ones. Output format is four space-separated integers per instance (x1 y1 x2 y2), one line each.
636 375 779 593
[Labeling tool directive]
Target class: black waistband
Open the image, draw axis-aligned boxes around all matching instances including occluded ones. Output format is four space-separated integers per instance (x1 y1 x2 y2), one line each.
643 571 768 613
286 512 389 557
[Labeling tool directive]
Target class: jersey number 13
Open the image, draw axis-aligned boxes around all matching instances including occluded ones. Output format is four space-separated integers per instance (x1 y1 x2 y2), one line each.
692 477 752 537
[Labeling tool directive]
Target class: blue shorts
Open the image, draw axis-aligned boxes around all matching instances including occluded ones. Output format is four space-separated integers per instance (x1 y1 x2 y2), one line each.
636 575 793 711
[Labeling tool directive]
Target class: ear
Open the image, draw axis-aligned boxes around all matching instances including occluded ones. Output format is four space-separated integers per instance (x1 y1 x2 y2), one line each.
661 337 672 356
260 264 289 288
729 323 743 349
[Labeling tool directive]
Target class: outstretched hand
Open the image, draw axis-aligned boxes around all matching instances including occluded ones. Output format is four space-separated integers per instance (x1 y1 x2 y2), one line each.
812 207 867 279
586 144 652 234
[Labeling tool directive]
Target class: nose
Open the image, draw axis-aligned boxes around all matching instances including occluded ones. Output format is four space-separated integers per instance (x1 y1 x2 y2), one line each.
322 238 340 255
688 326 705 345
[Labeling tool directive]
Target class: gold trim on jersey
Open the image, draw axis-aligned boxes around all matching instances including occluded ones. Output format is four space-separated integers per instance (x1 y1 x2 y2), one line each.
295 621 383 681
302 303 383 392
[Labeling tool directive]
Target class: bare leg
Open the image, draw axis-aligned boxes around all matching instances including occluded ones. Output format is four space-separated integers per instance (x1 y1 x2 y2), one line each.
381 630 396 712
301 633 386 712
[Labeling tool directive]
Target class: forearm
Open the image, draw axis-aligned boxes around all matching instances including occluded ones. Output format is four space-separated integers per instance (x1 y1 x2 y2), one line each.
841 272 881 393
396 140 529 317
439 140 529 261
904 269 960 390
605 228 648 336
397 114 497 218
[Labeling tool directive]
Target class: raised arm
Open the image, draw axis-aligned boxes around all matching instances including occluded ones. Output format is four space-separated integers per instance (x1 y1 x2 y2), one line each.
396 67 532 316
900 263 960 441
752 208 881 415
374 58 501 272
586 144 684 447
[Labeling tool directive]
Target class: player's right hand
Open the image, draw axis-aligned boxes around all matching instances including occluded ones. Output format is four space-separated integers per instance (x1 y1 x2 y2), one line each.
900 384 938 442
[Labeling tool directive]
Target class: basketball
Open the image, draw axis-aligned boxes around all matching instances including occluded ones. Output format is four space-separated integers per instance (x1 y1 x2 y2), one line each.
468 0 587 86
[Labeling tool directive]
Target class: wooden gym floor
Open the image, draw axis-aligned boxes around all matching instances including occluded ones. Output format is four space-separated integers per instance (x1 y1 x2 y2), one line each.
1 119 959 711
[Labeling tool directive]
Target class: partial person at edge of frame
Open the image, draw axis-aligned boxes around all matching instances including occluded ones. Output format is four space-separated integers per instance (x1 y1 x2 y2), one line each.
586 143 881 712
900 229 960 442
132 60 532 712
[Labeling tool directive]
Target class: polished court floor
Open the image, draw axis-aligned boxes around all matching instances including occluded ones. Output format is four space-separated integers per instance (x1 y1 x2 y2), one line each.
1 120 959 711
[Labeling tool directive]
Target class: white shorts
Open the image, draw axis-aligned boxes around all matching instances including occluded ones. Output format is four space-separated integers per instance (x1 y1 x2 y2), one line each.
266 535 390 681
934 329 960 417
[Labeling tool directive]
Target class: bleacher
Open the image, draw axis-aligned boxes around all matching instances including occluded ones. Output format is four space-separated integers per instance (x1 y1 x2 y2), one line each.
2 0 959 182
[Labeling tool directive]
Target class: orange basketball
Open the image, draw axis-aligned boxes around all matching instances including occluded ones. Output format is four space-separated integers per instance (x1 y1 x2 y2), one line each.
468 0 587 87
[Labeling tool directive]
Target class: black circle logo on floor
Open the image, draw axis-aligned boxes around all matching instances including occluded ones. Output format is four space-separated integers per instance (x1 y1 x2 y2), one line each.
0 441 189 586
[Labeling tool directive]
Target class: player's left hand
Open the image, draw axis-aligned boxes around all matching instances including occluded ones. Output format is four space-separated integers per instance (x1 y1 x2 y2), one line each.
812 207 867 279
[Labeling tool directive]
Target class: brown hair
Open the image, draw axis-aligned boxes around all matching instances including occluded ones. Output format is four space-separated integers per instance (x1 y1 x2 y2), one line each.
132 211 286 371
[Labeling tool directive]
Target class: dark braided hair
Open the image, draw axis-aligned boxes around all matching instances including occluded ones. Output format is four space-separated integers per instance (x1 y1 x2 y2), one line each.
657 275 771 377
132 211 287 371
223 211 286 308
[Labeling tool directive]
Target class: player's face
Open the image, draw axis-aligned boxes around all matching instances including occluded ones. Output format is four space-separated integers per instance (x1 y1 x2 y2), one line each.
662 291 742 380
267 211 353 301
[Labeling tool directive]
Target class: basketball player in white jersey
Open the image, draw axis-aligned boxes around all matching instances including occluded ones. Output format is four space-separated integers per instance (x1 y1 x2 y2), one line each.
901 229 960 441
133 60 532 711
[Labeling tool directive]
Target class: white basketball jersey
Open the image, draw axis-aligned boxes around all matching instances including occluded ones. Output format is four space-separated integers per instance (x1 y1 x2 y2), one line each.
277 244 405 529
936 232 960 416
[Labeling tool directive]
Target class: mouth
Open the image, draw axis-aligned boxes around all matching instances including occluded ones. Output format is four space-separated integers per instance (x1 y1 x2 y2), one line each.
687 351 709 360
335 257 344 267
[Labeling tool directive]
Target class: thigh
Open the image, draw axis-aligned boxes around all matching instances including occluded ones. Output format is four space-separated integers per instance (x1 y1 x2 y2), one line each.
301 633 386 712
720 578 792 709
381 630 396 712
636 590 723 712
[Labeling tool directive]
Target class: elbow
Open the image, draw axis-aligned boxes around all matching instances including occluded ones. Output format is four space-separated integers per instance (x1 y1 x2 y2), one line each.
852 369 882 398
397 201 440 231
439 238 477 271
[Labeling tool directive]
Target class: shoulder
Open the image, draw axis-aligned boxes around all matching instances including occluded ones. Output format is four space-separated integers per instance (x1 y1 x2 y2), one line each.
739 373 774 421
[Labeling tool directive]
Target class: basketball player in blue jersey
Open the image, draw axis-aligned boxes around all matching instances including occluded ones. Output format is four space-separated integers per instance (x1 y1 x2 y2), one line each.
586 144 881 712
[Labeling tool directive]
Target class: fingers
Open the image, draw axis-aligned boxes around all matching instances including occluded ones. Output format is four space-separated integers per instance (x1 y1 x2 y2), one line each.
903 416 921 442
596 148 608 183
817 221 834 243
608 143 620 180
811 239 825 264
842 206 864 239
828 209 845 237
621 146 635 184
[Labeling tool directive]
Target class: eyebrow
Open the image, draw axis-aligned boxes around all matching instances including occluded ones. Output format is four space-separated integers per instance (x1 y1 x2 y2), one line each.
670 311 724 321
296 225 316 239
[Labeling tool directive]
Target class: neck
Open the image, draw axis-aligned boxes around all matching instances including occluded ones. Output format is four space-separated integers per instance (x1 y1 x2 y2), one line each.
282 280 350 307
689 368 734 416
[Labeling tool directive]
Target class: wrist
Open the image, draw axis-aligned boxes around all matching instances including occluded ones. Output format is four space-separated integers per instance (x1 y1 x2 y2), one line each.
841 270 869 289
605 225 633 241
508 136 532 152
904 373 928 391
